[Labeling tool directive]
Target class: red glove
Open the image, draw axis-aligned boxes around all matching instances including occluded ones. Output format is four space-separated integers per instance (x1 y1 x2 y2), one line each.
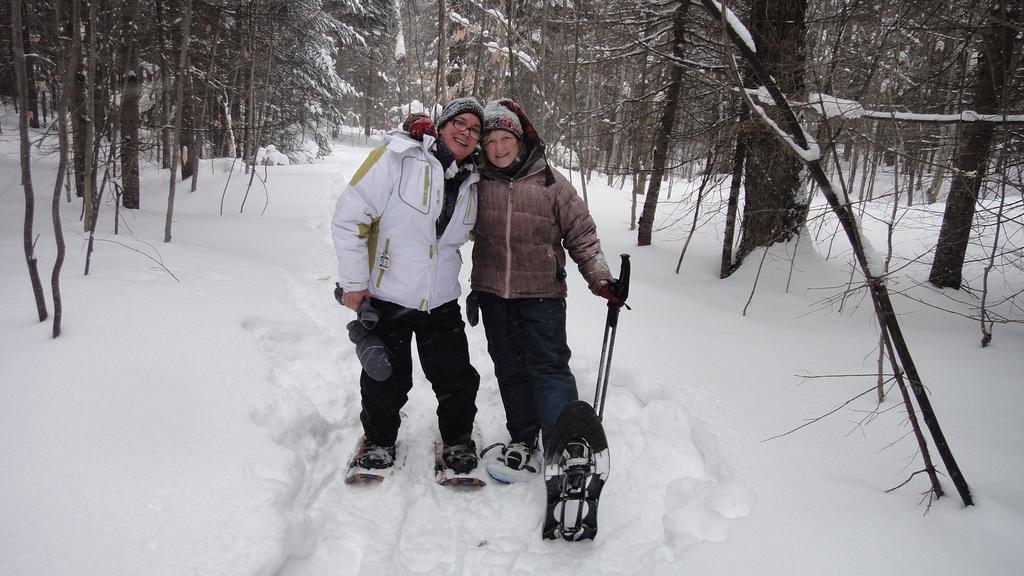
597 279 624 307
403 113 436 141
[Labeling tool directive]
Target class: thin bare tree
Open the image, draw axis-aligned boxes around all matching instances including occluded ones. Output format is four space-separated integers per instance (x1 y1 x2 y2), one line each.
12 0 48 322
164 0 192 243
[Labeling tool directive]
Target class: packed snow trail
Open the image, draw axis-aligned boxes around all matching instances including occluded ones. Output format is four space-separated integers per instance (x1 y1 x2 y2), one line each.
244 146 752 576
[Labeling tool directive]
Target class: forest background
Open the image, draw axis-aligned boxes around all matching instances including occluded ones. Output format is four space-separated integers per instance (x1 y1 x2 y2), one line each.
3 0 1021 281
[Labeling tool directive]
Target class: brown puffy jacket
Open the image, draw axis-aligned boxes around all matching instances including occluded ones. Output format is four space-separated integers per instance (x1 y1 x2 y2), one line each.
470 159 611 299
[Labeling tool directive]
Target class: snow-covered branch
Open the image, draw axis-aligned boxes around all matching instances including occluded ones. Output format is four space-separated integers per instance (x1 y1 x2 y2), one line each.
790 92 1024 124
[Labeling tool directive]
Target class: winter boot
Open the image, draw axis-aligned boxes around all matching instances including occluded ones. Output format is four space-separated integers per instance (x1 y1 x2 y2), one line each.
353 440 397 470
442 440 479 474
500 439 537 472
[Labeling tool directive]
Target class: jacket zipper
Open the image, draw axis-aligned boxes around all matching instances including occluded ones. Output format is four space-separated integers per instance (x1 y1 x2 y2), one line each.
500 166 545 298
503 181 513 298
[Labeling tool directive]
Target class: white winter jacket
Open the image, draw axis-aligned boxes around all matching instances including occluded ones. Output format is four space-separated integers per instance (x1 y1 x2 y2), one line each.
332 132 479 311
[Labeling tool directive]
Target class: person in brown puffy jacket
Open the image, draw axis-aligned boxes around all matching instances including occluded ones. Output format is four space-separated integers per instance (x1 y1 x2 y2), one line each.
469 99 623 482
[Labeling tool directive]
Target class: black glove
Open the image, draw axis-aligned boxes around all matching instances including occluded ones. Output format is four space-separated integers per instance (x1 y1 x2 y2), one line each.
465 291 480 327
347 300 391 382
333 283 345 307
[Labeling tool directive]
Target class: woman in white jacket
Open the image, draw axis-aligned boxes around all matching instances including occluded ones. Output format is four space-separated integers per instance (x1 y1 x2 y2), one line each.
332 98 484 474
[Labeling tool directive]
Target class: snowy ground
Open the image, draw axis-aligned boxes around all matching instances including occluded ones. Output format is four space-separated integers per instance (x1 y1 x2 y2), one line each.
2 121 1023 576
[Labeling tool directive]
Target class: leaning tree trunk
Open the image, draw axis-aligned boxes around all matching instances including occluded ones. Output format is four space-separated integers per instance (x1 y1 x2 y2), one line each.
637 0 690 246
928 2 1018 289
12 0 48 322
702 0 973 507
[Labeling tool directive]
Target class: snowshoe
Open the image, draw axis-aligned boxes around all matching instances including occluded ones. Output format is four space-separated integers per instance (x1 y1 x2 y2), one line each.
434 440 486 488
542 401 610 541
344 436 398 485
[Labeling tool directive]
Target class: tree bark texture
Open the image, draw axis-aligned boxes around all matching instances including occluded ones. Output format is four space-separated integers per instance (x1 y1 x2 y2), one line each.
734 0 808 266
119 0 141 208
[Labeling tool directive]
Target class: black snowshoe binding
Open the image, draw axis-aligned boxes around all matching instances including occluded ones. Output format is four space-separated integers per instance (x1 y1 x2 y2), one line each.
435 439 486 487
442 440 479 474
344 437 398 484
543 401 610 541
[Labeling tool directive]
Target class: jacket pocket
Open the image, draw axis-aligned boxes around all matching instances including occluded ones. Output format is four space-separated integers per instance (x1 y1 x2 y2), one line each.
398 157 432 214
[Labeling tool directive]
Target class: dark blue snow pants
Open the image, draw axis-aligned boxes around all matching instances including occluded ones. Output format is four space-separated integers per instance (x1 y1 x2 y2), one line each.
476 292 578 452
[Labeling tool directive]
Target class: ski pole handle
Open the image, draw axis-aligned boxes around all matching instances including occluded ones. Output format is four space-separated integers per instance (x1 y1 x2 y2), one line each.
607 254 630 328
617 253 630 304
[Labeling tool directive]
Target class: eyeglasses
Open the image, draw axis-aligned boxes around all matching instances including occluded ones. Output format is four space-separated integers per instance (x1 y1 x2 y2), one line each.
451 117 481 140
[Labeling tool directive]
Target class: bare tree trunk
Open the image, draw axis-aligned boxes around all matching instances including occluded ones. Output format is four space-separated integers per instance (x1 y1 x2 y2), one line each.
929 3 1017 289
192 9 223 192
18 0 40 129
12 0 48 322
733 0 808 265
222 89 236 159
82 0 97 234
436 0 447 104
607 68 627 186
446 0 468 93
638 0 690 246
164 0 192 243
721 123 746 278
119 0 141 209
155 0 173 169
504 0 517 100
50 0 75 337
179 66 196 181
71 25 86 198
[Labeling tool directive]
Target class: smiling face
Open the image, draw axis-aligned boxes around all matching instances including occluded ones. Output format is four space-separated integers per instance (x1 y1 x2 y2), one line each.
438 113 481 161
483 130 521 169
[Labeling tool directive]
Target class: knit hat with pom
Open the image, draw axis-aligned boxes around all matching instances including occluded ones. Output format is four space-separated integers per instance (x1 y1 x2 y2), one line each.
483 100 524 139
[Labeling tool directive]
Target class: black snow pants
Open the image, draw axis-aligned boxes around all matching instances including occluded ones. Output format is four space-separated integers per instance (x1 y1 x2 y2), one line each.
359 298 480 447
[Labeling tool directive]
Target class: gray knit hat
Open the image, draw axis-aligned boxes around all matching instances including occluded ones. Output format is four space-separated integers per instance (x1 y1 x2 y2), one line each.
483 100 524 139
436 97 484 130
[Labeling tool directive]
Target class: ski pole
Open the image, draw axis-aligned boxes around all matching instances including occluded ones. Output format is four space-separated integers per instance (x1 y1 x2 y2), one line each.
593 254 630 420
